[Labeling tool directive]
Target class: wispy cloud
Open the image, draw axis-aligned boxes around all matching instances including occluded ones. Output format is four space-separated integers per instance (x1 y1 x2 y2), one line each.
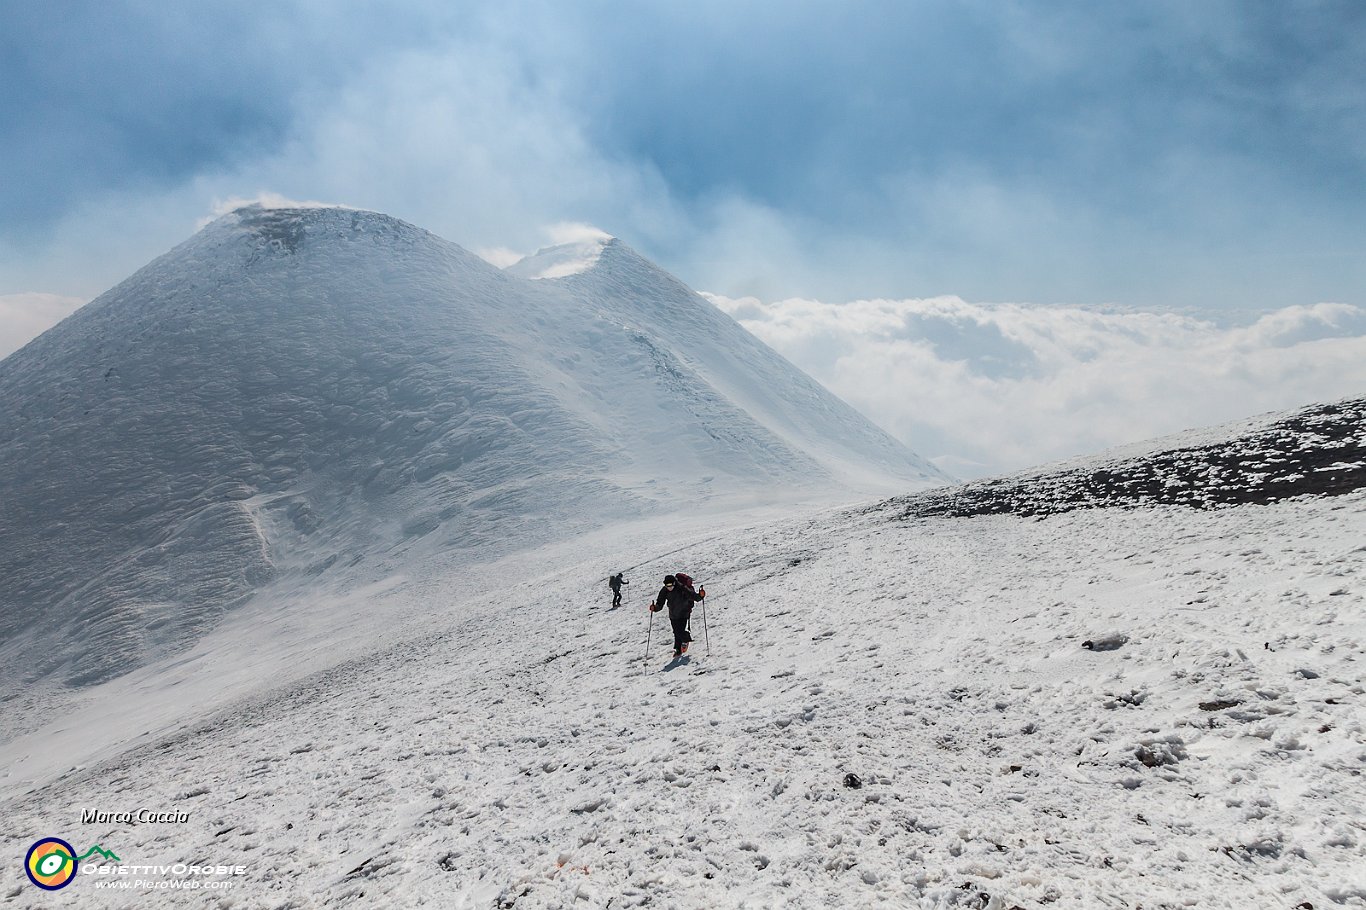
3 2 1363 312
200 193 351 227
546 222 614 245
707 293 1366 477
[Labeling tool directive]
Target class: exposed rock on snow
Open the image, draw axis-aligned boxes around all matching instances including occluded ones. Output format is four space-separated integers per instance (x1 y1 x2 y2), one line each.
890 396 1366 519
1082 632 1129 651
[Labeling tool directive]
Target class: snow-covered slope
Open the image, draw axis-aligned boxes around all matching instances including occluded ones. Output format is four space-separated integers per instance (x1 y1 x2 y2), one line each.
9 206 1359 908
556 238 946 493
0 205 943 694
2 432 1361 908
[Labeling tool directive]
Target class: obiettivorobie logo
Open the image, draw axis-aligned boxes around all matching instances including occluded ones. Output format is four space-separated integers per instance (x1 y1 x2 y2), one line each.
24 839 121 890
24 838 245 892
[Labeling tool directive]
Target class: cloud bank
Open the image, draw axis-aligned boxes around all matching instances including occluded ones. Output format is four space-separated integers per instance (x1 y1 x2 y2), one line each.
2 1 1364 314
706 293 1366 478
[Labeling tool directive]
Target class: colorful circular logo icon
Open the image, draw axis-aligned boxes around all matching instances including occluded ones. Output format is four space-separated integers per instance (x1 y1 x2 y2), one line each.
25 838 78 890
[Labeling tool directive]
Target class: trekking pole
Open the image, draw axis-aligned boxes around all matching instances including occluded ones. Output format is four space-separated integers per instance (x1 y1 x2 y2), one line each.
702 592 710 655
643 606 654 674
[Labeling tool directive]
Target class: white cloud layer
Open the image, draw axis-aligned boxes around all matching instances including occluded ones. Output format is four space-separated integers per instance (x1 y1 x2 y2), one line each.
0 38 682 300
706 293 1366 478
0 293 87 359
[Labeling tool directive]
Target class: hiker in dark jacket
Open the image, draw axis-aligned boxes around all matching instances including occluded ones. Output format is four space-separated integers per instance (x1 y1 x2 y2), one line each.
650 574 705 657
609 573 628 608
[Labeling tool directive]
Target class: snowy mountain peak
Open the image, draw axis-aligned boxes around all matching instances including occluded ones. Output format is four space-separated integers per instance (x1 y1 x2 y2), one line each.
226 202 414 242
505 233 614 280
0 205 942 692
186 204 501 281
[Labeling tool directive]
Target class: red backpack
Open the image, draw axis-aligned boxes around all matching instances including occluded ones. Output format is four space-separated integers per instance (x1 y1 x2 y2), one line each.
674 572 694 592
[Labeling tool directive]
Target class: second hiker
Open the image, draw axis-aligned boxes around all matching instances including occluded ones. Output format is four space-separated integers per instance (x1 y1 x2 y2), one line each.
609 572 628 608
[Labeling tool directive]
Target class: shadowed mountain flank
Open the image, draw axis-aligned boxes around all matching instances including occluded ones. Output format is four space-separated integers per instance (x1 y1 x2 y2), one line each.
0 205 943 688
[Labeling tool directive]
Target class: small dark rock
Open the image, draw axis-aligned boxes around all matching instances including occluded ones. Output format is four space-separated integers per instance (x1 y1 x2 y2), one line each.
1198 699 1242 711
843 772 863 789
1082 632 1128 652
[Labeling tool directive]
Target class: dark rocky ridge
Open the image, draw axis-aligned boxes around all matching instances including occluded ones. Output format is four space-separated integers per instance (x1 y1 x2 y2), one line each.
883 397 1366 520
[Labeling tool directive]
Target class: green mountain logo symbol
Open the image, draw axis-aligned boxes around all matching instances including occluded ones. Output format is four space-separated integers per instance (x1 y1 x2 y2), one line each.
76 845 121 863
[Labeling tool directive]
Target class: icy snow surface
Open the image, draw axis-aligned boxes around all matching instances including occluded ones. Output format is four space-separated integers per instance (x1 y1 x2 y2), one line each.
2 205 1363 907
2 473 1363 907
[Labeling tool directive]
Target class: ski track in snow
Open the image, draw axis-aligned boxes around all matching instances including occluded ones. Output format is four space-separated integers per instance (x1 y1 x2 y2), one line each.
3 493 1364 908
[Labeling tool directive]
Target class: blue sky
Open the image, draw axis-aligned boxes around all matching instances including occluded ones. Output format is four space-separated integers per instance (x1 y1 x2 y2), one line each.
3 0 1363 310
2 1 1365 473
